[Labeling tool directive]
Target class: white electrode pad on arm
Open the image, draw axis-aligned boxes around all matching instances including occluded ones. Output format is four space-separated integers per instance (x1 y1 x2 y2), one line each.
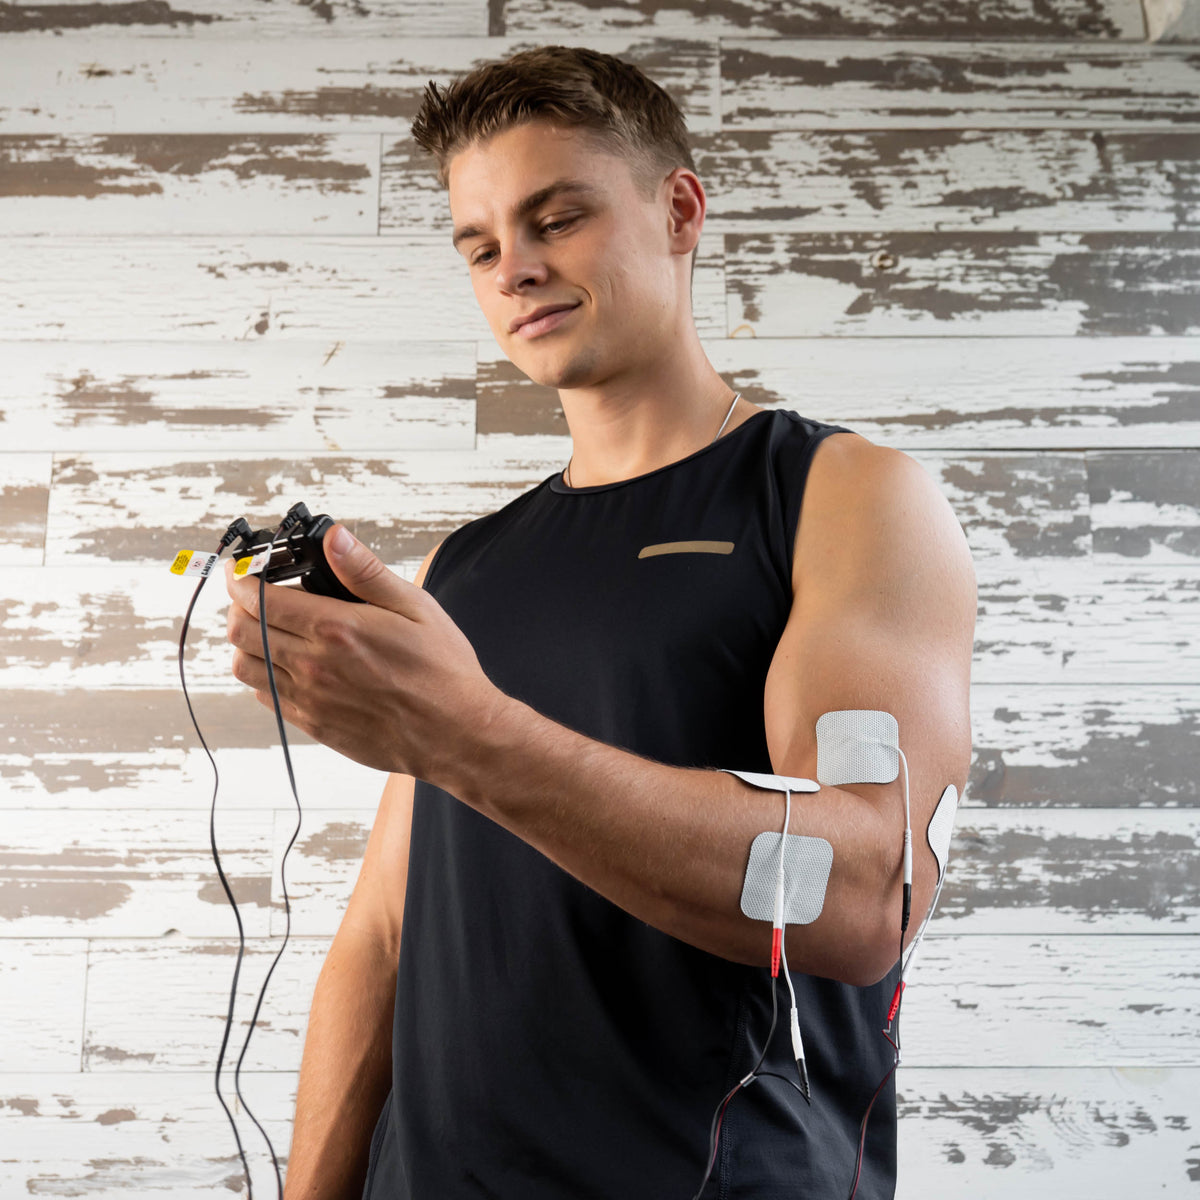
927 783 958 884
740 832 833 924
815 710 900 786
721 769 832 925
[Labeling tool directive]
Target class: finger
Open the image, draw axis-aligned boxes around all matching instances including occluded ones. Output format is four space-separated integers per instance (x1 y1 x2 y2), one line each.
253 687 313 737
323 525 427 619
231 644 294 696
225 567 348 643
227 597 310 664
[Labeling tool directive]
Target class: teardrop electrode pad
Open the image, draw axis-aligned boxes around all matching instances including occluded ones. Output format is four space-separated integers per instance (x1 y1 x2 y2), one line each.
927 784 958 884
815 710 900 786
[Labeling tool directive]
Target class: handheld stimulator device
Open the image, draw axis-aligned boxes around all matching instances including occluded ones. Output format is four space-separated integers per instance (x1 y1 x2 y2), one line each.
229 501 364 603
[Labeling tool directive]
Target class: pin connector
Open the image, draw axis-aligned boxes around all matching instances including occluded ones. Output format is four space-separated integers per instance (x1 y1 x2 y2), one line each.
789 1007 811 1103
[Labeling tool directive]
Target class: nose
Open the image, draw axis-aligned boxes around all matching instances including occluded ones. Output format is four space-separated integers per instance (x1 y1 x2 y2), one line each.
494 233 549 293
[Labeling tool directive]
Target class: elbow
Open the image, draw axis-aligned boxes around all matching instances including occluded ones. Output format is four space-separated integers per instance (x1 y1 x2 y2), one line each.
776 902 902 989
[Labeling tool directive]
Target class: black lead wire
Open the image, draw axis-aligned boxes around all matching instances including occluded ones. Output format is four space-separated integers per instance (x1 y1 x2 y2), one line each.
177 539 255 1198
226 566 303 1200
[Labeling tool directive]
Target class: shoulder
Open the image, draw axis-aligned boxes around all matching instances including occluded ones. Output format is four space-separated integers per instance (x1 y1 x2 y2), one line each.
794 433 976 614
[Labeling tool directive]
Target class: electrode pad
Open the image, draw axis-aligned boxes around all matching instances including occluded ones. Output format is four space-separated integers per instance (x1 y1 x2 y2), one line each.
815 710 900 786
927 784 958 884
720 769 819 794
740 833 833 925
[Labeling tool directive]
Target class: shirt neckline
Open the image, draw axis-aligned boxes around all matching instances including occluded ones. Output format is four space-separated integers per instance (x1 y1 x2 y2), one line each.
547 408 775 495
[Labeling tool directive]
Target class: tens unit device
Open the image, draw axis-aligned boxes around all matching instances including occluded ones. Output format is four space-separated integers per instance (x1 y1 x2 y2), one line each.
175 507 960 1200
228 502 365 603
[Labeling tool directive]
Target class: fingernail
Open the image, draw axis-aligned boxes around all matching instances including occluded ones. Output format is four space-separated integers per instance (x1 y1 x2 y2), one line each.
328 525 355 556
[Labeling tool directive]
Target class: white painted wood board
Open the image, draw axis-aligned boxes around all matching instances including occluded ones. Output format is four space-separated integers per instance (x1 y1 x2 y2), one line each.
0 133 380 235
0 1070 295 1196
0 340 477 453
895 1066 1200 1195
482 337 1200 449
5 558 1197 689
68 933 1200 1071
0 938 88 1071
719 40 1200 129
3 682 1194 811
0 36 720 134
0 452 51 565
0 235 727 341
384 127 1200 235
0 807 276 938
264 806 1200 938
1 0 488 37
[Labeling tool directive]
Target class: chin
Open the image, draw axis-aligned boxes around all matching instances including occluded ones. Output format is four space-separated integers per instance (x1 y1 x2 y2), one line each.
512 345 599 391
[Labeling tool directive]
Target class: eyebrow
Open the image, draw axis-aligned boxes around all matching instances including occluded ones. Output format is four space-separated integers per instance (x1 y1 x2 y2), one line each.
451 179 598 251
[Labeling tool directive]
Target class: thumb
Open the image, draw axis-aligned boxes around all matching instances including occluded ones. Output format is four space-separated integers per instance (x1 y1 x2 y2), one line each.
324 524 421 615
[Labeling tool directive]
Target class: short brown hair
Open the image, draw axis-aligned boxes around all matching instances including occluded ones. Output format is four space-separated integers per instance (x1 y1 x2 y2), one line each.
411 45 696 194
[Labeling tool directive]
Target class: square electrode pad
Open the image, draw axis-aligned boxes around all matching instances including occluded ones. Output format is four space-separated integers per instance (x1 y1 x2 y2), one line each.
740 832 833 925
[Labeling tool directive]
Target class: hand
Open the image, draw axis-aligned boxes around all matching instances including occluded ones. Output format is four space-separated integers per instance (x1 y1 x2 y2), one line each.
224 525 506 780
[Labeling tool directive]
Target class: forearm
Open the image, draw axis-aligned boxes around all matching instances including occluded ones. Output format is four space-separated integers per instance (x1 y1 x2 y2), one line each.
284 928 397 1200
437 694 904 987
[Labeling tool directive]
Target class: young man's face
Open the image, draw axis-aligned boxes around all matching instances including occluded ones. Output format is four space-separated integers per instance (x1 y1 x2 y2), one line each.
447 120 692 392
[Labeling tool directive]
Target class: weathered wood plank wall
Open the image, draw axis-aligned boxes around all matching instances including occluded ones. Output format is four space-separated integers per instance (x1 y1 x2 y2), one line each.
1 0 1198 1194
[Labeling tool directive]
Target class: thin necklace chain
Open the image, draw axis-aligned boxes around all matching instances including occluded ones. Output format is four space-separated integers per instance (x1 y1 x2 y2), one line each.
563 391 742 489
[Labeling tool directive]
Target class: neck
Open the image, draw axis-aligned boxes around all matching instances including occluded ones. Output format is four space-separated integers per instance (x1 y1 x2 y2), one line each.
557 330 758 488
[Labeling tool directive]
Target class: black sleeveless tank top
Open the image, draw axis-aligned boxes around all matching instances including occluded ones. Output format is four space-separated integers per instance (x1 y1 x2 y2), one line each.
363 407 899 1200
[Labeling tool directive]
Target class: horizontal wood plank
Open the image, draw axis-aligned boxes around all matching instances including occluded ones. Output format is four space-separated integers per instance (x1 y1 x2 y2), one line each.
31 443 1200 570
0 0 487 36
0 340 476 453
720 40 1200 129
383 128 1200 235
0 36 719 134
0 1067 1195 1194
7 337 1198 457
724 231 1200 338
73 934 1200 1070
0 1070 294 1196
895 1066 1200 1193
967 683 1200 808
0 453 50 566
0 939 88 1071
0 808 275 938
0 133 379 234
0 235 726 341
0 0 1156 42
265 806 1200 937
479 337 1200 449
1 684 1192 811
0 688 389 810
497 0 1147 39
1 563 1197 689
83 936 327 1072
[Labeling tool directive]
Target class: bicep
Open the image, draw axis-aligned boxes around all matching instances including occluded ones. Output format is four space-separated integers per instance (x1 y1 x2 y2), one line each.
764 445 976 909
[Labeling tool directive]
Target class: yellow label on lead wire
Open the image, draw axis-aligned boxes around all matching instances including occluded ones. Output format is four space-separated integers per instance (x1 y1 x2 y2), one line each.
170 550 218 578
234 549 270 578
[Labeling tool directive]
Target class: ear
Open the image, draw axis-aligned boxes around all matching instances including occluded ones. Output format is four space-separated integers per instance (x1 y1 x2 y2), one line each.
663 167 706 260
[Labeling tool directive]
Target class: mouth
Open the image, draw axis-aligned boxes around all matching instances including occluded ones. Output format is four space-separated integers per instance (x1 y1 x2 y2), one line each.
510 303 581 339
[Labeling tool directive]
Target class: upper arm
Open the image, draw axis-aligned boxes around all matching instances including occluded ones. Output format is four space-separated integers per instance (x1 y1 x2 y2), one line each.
337 538 445 957
763 435 977 940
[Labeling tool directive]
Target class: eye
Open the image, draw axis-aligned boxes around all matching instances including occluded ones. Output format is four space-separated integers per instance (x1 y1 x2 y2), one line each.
468 220 576 270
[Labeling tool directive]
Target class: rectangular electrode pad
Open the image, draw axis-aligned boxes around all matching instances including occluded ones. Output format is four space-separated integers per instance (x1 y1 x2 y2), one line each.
740 832 833 925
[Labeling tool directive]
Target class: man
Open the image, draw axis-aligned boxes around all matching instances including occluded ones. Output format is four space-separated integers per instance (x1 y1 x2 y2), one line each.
225 45 976 1200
